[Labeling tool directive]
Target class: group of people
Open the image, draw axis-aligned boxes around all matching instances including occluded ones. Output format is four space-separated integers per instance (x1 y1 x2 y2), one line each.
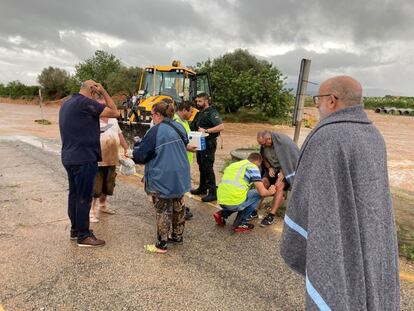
59 86 224 249
59 75 400 310
214 130 300 231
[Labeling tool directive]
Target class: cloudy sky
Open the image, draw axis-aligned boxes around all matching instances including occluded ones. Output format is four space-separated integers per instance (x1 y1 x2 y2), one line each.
1 0 413 96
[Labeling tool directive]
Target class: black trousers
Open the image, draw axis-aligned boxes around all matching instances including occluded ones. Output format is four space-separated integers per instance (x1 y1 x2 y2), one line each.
196 138 217 193
64 162 98 241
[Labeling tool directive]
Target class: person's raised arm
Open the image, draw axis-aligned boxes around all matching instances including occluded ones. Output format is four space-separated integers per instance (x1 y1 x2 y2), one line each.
92 83 118 118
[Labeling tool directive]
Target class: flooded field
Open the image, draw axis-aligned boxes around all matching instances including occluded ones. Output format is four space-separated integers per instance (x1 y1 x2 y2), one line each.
1 101 413 251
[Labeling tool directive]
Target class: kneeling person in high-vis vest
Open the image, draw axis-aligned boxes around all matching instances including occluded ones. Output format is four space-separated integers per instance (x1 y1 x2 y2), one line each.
215 152 276 232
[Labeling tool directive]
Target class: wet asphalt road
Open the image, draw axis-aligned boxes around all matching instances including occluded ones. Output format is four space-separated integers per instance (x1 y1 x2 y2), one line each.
0 139 413 310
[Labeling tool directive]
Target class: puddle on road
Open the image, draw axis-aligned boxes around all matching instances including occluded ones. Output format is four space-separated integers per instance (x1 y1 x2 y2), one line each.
0 135 61 155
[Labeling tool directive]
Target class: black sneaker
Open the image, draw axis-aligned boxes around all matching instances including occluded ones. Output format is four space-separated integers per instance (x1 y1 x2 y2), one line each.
70 230 77 240
260 213 275 227
185 206 193 220
190 188 207 195
233 223 254 233
247 210 258 221
201 192 217 202
167 236 183 245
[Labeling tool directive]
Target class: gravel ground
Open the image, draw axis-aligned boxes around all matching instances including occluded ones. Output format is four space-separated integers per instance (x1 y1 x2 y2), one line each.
0 138 413 310
0 140 306 310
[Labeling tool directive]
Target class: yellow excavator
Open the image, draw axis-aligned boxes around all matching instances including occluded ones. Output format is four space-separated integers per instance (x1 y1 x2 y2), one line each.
118 60 213 143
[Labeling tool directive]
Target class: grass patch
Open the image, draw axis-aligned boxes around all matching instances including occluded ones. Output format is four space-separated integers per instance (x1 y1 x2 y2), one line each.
400 245 414 261
34 119 52 125
397 225 414 261
222 107 291 125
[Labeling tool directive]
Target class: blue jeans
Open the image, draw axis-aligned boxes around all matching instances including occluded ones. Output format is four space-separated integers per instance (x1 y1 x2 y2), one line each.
220 189 261 226
64 162 98 241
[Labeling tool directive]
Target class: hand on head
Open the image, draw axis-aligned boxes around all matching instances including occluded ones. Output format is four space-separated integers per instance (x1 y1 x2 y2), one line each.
80 80 105 99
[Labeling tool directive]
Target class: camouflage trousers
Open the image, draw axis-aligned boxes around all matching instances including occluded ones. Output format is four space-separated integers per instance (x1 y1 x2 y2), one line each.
153 196 185 243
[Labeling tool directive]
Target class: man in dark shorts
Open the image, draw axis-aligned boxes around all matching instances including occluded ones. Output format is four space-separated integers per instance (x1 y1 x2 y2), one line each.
256 130 299 226
90 100 128 223
59 80 118 247
190 93 224 202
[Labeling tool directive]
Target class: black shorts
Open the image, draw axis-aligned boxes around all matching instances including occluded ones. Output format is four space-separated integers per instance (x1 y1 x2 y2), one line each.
93 166 117 197
263 169 290 191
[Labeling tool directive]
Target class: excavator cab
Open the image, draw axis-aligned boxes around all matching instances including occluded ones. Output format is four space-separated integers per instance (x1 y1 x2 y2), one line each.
119 60 212 144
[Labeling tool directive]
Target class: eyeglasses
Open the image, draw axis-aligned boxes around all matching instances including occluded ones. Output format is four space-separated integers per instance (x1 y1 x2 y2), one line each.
312 94 338 104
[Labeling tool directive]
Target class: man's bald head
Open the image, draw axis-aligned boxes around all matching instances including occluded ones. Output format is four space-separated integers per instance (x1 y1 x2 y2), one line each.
321 76 362 107
80 80 97 91
79 80 98 99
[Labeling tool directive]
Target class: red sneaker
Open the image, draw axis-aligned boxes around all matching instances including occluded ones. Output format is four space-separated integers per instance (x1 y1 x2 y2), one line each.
233 223 254 233
213 211 225 226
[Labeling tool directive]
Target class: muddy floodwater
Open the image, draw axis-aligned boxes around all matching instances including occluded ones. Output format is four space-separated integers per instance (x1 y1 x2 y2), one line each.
1 101 413 248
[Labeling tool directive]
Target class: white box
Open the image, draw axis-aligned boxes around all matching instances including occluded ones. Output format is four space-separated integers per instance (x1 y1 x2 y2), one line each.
188 131 208 151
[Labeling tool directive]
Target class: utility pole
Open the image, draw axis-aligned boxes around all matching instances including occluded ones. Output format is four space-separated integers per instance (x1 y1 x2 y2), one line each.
292 59 311 144
38 88 44 122
38 88 45 150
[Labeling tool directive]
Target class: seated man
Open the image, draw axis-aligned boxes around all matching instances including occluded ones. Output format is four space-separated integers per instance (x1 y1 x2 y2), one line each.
256 130 299 226
214 152 276 232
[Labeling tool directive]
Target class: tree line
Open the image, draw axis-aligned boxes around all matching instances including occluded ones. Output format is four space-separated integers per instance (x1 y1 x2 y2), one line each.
1 49 294 118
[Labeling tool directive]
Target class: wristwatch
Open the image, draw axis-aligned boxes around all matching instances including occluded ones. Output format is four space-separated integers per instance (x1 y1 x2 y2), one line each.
205 129 209 133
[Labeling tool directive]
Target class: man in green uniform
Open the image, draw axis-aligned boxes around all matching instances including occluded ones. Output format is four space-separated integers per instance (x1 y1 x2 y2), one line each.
190 93 224 202
174 101 197 219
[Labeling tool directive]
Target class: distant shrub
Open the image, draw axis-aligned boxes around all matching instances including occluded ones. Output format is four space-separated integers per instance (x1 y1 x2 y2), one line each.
0 81 38 99
364 97 414 110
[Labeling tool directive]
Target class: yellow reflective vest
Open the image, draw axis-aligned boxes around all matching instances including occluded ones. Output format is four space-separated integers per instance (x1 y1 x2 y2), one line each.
173 113 193 165
217 159 257 206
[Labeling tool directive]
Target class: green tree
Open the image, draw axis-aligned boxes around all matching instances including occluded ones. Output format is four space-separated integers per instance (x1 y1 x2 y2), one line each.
0 83 6 97
6 81 38 99
196 49 293 118
74 50 122 89
38 66 70 99
65 75 81 94
106 66 143 96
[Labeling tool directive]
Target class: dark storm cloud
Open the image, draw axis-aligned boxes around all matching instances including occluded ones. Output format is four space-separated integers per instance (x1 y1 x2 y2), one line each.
269 47 392 77
0 0 413 94
0 0 205 44
232 0 414 45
